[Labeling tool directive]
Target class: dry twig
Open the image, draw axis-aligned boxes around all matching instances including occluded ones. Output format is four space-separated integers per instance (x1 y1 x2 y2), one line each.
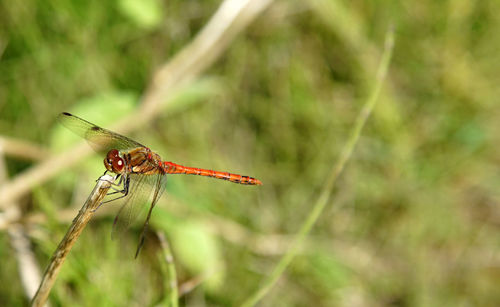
31 174 115 307
1 140 44 303
0 136 49 161
8 224 45 304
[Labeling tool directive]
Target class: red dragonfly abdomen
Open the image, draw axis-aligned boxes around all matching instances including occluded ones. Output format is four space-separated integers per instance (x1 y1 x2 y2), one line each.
163 162 262 185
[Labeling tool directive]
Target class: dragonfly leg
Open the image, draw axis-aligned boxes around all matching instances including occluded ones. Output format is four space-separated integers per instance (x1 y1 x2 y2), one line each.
96 170 113 183
105 175 128 194
103 175 130 200
93 175 130 212
98 173 124 193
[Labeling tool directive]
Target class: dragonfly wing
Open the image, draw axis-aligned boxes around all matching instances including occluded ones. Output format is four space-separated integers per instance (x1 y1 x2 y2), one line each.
110 172 167 257
110 174 150 240
58 112 145 151
134 173 167 258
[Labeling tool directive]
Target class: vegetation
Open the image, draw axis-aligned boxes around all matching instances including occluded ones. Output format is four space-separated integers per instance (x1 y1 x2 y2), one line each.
0 0 498 306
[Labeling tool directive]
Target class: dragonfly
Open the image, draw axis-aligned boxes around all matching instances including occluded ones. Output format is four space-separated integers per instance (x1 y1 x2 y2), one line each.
58 112 261 257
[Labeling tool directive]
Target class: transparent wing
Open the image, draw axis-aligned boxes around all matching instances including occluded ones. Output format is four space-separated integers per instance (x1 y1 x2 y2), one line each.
58 112 145 151
110 173 152 241
134 173 167 258
109 172 167 257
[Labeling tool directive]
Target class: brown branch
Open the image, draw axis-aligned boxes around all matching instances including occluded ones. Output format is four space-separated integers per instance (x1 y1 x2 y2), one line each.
25 197 294 257
1 141 44 304
0 0 273 209
0 136 49 161
31 174 115 307
8 224 45 305
0 142 93 210
138 0 273 115
178 272 214 297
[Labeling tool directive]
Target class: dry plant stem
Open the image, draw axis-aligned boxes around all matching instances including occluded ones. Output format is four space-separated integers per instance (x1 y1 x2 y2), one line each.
178 273 212 297
157 231 179 307
241 28 395 307
31 174 115 307
0 136 49 161
9 224 45 305
0 143 93 210
0 145 21 230
139 0 273 114
1 144 43 303
0 0 273 209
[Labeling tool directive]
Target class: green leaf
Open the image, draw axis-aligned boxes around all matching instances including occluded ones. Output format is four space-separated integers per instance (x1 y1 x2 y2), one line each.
169 220 224 290
118 0 164 30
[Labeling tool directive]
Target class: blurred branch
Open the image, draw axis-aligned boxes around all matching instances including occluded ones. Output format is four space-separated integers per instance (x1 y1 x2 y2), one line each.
241 27 395 306
8 224 45 305
23 195 384 273
0 138 44 304
31 174 115 307
0 136 49 161
138 0 273 116
178 272 213 297
0 142 93 209
0 0 274 209
157 231 178 307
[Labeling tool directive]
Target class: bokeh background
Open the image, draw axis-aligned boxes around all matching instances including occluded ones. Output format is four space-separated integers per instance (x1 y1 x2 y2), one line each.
1 0 499 306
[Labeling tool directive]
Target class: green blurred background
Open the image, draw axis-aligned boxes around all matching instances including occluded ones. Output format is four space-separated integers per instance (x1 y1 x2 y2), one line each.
1 0 499 306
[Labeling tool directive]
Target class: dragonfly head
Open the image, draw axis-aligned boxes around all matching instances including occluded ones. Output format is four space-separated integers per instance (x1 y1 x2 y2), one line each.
104 149 125 174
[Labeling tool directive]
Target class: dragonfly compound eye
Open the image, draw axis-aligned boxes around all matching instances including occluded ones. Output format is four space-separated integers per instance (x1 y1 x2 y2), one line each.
112 157 125 172
104 149 124 173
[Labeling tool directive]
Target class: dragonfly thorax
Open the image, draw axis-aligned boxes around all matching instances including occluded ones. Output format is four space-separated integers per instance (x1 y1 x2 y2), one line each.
104 149 125 174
